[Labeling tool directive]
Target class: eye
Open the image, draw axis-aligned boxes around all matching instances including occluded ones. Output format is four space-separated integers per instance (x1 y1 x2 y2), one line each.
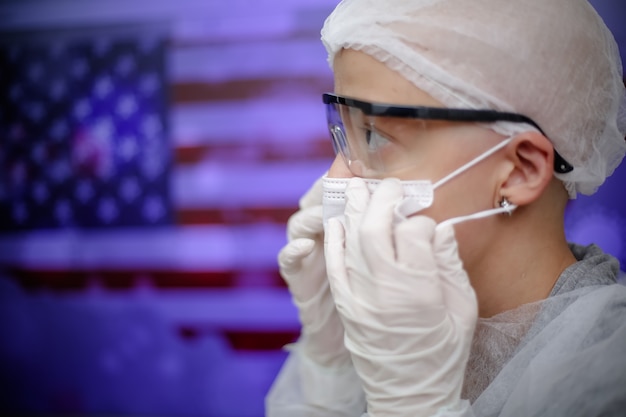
365 128 392 151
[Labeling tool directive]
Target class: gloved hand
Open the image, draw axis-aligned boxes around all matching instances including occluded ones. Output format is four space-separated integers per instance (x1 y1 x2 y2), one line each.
324 177 478 417
279 175 350 368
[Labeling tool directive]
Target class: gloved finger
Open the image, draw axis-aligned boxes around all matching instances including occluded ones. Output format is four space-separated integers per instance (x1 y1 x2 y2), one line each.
342 177 370 255
433 223 478 325
278 237 326 301
299 174 326 209
278 238 315 276
394 215 437 268
394 215 445 308
287 205 324 241
343 177 370 230
359 178 404 268
324 217 351 310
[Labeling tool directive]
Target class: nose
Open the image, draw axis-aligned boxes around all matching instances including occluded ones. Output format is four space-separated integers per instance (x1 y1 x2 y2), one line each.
328 154 354 178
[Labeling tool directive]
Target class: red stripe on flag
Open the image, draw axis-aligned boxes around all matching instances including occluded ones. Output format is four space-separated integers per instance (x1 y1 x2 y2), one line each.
173 139 334 165
175 144 209 165
176 207 296 225
173 77 332 103
176 325 300 351
6 267 288 290
223 328 300 351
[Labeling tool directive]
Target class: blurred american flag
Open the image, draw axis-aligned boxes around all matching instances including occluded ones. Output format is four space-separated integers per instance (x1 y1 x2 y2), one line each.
0 17 335 348
0 3 342 413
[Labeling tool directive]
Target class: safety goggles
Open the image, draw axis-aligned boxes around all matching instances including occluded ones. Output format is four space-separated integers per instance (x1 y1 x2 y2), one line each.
323 93 573 178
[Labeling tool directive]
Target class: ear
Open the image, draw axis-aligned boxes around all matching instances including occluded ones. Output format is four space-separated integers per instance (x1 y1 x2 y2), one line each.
498 131 554 206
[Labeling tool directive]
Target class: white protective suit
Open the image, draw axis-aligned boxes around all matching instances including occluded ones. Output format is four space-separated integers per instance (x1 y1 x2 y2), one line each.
266 242 626 416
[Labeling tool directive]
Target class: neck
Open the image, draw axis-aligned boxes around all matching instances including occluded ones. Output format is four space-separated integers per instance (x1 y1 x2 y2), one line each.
462 202 577 318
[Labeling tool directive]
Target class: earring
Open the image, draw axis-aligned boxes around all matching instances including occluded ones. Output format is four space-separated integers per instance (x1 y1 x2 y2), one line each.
499 197 514 216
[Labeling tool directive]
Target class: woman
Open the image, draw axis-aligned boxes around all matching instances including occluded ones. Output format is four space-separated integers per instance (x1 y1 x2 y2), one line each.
266 0 626 416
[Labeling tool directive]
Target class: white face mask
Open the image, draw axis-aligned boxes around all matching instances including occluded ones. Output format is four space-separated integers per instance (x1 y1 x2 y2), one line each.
322 138 517 229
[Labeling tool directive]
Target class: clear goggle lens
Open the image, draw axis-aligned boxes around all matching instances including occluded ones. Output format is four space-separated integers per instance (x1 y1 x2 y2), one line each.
326 102 428 178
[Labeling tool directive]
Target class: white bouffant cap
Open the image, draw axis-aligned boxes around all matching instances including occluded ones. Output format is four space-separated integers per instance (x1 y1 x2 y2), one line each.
321 0 626 198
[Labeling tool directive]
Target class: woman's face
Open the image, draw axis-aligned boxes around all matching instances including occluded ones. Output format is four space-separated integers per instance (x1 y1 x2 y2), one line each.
329 49 510 263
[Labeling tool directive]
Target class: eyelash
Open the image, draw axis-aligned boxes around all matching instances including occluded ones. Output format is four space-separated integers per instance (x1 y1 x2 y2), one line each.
363 127 394 151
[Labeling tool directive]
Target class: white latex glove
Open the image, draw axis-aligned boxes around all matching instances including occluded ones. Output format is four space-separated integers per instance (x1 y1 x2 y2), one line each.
279 175 350 368
324 177 478 417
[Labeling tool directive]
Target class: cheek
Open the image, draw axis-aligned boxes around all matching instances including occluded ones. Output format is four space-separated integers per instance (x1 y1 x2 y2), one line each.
420 153 501 223
421 156 502 269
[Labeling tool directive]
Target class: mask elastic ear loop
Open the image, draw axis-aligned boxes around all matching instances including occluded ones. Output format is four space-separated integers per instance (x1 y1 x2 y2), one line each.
435 203 518 231
432 137 517 231
433 137 513 190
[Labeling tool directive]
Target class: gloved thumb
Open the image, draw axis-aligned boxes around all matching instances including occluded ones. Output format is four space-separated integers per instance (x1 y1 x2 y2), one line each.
279 237 328 304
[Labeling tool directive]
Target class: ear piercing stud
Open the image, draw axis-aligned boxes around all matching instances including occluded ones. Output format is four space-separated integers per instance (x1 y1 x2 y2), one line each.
500 197 514 216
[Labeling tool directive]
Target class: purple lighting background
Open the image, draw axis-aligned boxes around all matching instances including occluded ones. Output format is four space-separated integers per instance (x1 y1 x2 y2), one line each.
0 1 624 416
